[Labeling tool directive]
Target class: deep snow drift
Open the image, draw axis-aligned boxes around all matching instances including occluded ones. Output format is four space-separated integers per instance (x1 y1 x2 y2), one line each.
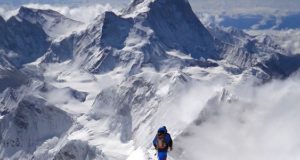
1 0 300 160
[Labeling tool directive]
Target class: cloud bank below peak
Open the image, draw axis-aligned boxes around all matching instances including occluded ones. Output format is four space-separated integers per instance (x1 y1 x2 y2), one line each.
0 3 113 24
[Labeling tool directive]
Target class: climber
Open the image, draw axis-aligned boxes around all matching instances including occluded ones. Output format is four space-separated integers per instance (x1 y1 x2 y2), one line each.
153 126 173 160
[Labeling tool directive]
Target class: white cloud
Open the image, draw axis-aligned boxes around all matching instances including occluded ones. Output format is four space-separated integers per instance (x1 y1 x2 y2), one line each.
0 3 113 24
173 71 300 160
190 0 300 14
267 30 300 54
248 29 300 55
24 3 113 23
0 6 19 20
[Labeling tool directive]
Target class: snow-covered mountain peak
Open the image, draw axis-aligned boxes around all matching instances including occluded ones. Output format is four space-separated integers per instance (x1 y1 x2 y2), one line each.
0 15 50 68
125 0 189 16
123 0 152 16
42 0 218 74
130 0 218 59
18 6 62 19
16 6 84 39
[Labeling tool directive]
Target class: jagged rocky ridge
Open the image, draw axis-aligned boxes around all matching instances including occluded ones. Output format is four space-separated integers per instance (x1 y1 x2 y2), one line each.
0 14 49 68
17 6 84 39
0 6 84 69
40 0 300 79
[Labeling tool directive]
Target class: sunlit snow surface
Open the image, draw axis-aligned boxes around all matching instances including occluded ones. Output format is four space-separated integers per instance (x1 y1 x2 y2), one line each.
36 59 242 160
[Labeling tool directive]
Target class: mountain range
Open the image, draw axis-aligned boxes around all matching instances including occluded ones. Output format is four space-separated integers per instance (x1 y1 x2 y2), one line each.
0 0 300 159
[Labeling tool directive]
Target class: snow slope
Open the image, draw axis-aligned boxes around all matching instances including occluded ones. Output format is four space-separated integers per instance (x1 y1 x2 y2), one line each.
17 6 84 39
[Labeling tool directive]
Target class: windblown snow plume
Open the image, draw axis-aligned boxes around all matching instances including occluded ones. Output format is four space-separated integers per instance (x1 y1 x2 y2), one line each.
172 71 300 160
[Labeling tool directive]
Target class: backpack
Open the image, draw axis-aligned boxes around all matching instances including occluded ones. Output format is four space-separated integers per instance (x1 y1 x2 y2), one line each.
157 133 167 150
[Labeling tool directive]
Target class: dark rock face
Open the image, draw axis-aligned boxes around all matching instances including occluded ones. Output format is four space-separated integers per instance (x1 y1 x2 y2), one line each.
53 140 106 160
0 16 50 67
100 12 134 49
145 0 217 59
0 96 73 157
125 0 218 59
256 53 300 79
0 7 84 68
0 69 28 92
